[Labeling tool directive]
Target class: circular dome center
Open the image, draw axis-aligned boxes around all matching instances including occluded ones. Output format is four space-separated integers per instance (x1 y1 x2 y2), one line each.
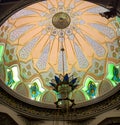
52 12 71 29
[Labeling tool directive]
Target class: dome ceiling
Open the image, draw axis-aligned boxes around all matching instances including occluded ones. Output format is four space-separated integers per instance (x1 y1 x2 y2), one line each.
0 0 120 106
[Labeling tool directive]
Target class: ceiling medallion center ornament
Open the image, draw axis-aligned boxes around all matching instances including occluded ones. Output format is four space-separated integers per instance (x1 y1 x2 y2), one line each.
52 12 71 29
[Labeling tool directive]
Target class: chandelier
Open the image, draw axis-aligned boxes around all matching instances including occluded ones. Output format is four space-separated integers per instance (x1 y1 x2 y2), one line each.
49 11 78 110
49 46 78 109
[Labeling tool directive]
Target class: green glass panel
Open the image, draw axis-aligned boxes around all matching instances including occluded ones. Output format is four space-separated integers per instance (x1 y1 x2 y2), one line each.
86 81 96 98
6 66 20 89
116 16 120 23
106 64 117 87
0 45 4 62
107 64 114 79
82 78 95 100
30 82 41 100
84 92 90 100
6 69 15 88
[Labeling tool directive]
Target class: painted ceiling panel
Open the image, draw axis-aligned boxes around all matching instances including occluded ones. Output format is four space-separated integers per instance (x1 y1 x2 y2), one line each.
0 0 120 106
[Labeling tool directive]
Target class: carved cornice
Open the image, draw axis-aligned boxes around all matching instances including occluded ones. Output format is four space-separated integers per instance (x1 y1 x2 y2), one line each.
0 80 120 120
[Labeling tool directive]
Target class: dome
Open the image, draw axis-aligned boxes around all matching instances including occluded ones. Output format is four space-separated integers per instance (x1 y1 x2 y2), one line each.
0 0 120 107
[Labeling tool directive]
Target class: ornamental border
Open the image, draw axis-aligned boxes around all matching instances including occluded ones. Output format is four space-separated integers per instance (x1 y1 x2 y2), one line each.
0 80 120 120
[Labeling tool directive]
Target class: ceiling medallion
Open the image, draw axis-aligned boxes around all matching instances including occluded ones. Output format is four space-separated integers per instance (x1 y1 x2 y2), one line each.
52 12 71 29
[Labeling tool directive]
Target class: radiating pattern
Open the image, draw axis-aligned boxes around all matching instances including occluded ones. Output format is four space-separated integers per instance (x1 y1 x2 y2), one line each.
87 6 108 14
85 35 106 57
58 50 68 72
6 0 117 73
11 9 36 19
36 43 50 70
6 0 115 72
19 36 40 59
0 0 120 104
90 23 115 39
10 25 34 41
74 43 88 68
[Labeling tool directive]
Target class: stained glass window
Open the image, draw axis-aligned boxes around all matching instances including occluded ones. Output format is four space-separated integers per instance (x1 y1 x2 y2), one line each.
6 66 20 89
0 45 4 62
107 64 120 86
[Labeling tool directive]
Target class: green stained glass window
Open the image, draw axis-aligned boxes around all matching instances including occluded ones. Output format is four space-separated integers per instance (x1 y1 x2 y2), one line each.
82 78 97 100
6 66 20 89
29 79 45 101
30 82 41 99
86 81 96 98
106 64 120 87
0 45 4 62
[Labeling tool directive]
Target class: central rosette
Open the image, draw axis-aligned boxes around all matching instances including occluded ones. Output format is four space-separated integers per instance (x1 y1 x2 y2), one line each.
52 12 71 29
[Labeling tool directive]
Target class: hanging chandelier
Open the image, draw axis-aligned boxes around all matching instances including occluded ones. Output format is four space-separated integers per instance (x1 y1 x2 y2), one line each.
49 11 78 110
49 47 78 109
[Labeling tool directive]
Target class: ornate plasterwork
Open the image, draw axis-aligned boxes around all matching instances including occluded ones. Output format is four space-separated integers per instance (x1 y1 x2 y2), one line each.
0 0 120 105
0 82 120 120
